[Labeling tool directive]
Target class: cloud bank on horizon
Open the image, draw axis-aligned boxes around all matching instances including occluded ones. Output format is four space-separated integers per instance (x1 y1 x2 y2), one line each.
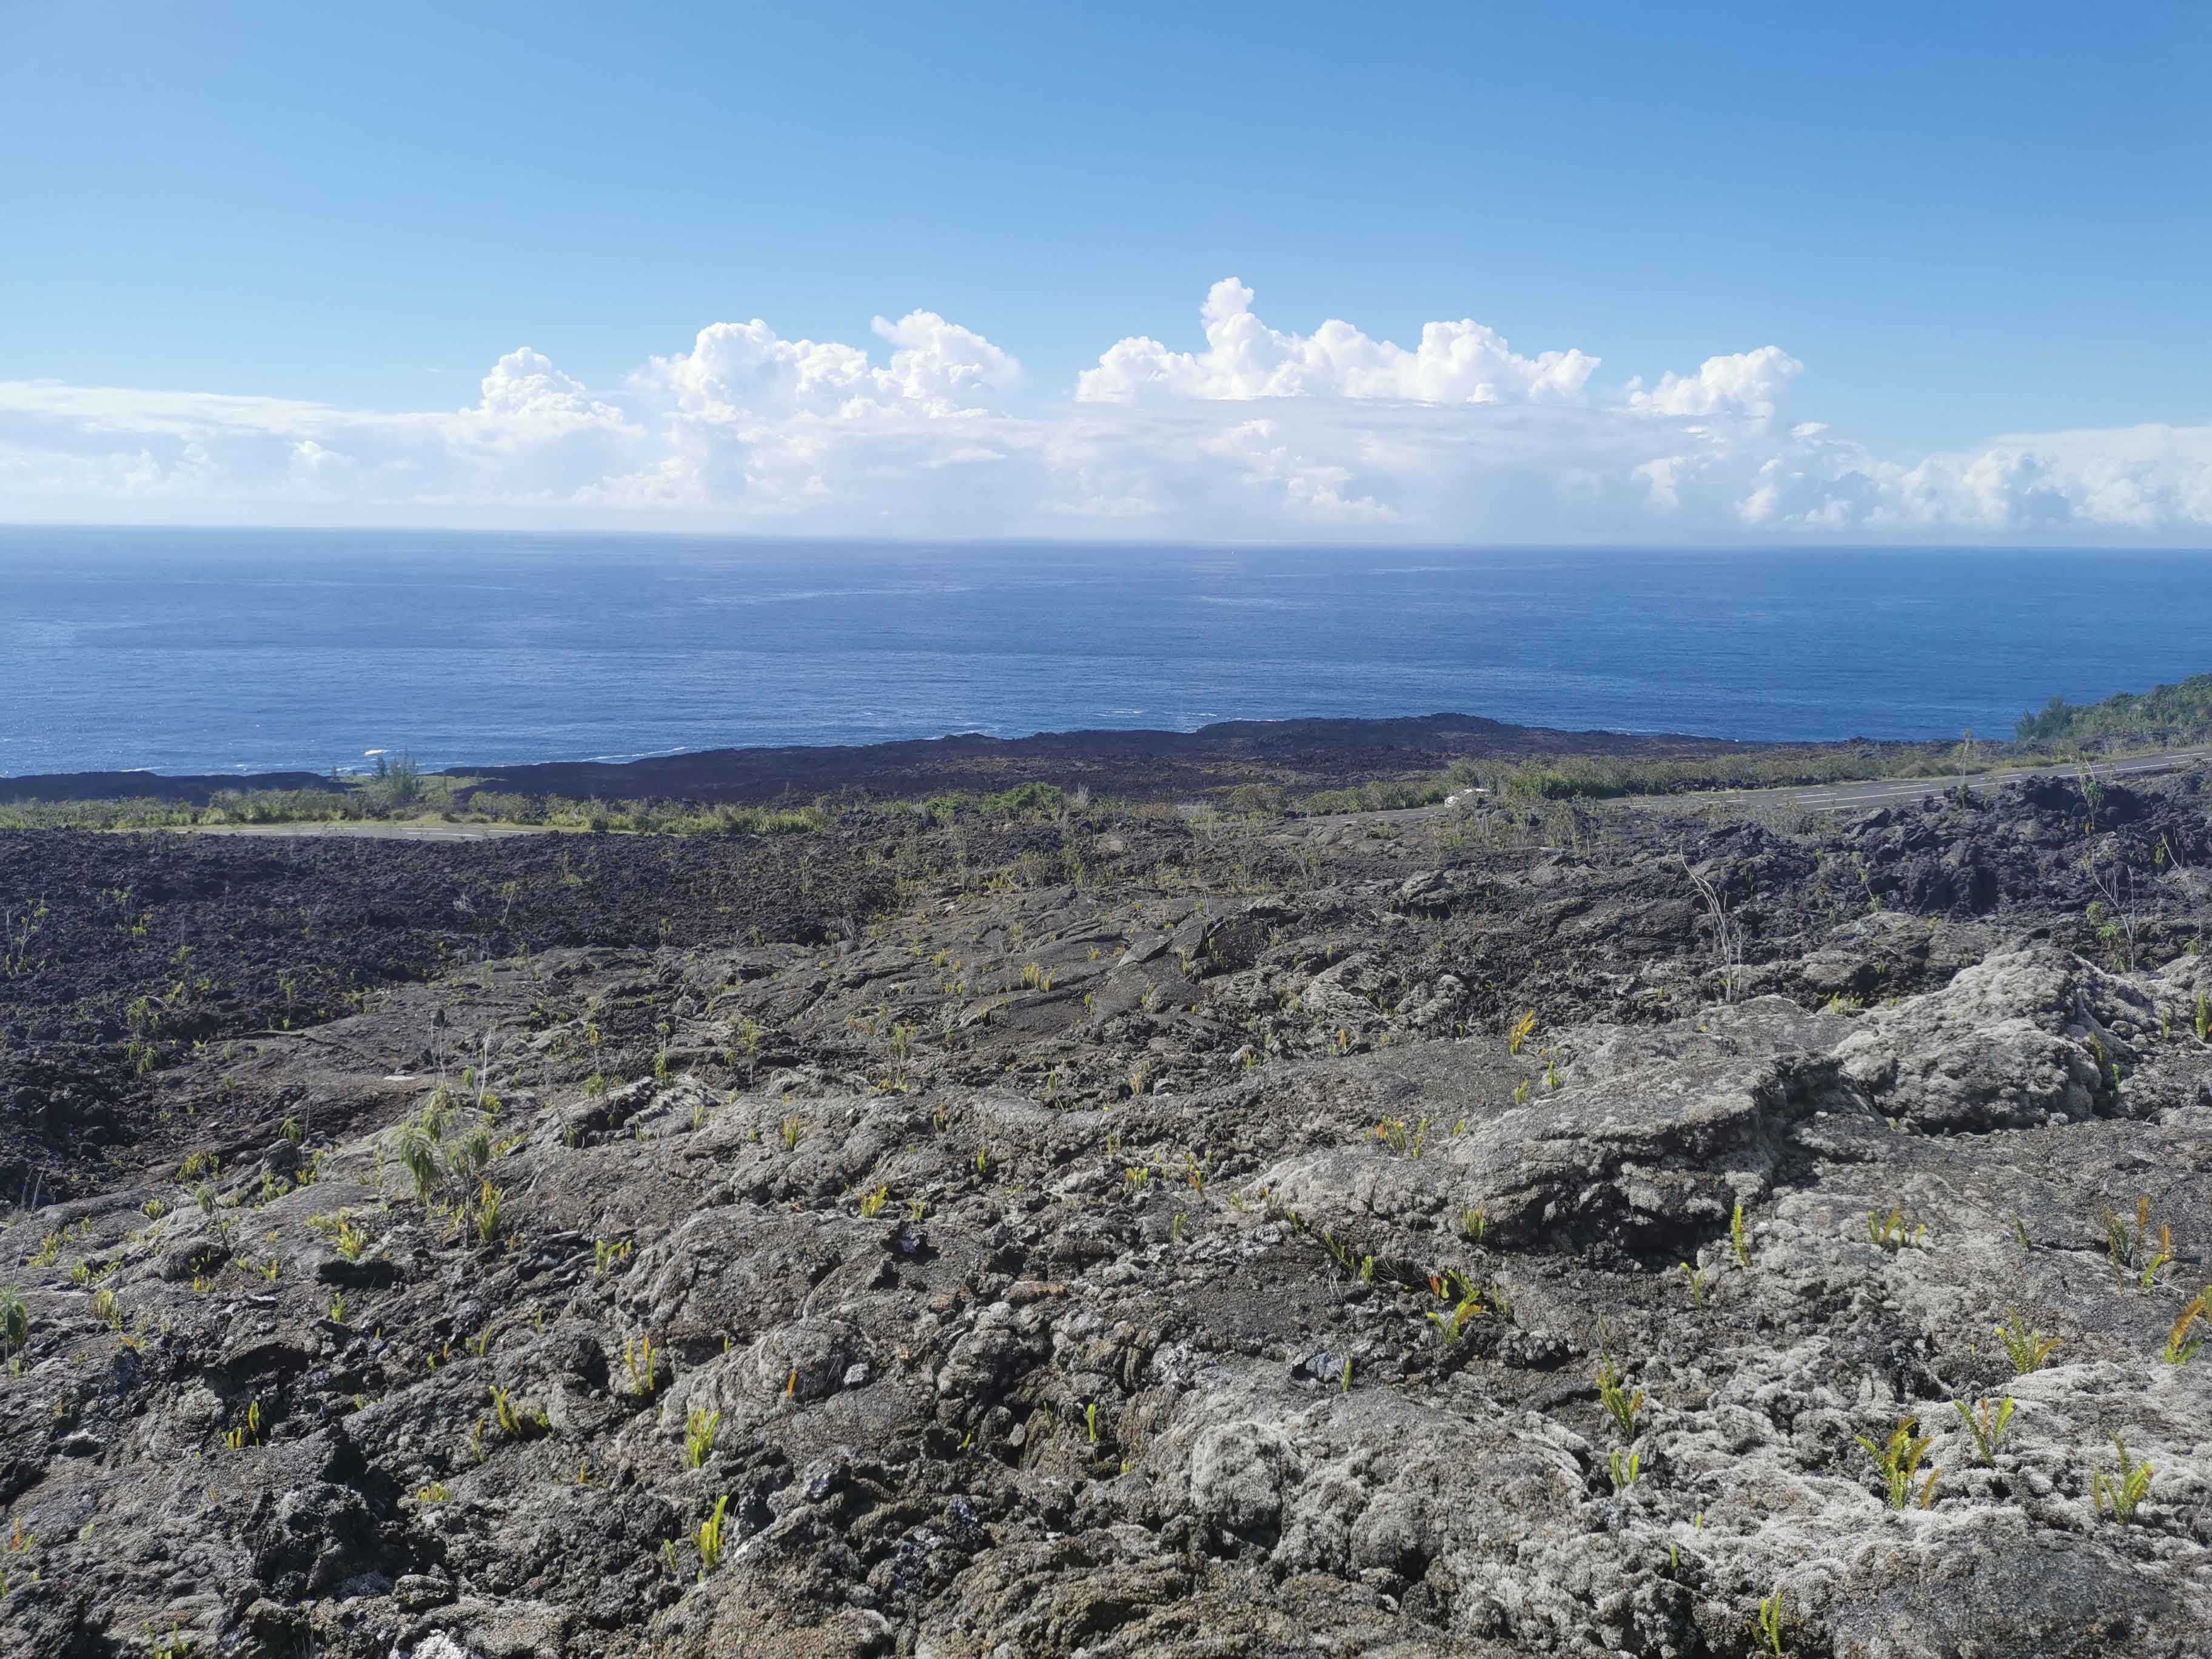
2 277 2206 541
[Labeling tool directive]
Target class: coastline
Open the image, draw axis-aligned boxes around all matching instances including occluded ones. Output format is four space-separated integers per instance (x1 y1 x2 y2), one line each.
0 711 1790 808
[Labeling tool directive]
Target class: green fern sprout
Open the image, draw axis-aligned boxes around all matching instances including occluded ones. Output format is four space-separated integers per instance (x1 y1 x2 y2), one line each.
1995 1311 2061 1375
625 1333 657 1397
686 1407 722 1469
1731 1201 1751 1269
1595 1354 1644 1442
1866 1208 1922 1250
1753 1587 1786 1655
490 1386 545 1439
1952 1396 2015 1465
2091 1435 2153 1521
1855 1417 1938 1509
472 1179 504 1244
2163 1293 2207 1366
1426 1295 1484 1345
696 1494 730 1575
2105 1197 2151 1274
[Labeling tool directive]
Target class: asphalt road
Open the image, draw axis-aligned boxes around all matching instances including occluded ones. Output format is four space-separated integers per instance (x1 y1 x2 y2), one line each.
1295 746 2212 832
177 747 2212 840
1750 746 2212 813
187 822 548 842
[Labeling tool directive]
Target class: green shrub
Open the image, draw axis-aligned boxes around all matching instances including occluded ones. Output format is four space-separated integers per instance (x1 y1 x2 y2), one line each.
2019 674 2212 747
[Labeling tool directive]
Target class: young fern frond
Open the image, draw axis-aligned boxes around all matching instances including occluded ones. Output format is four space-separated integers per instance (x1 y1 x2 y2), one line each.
1855 1417 1938 1509
1995 1311 2061 1376
1595 1354 1644 1442
1753 1586 1786 1655
2163 1292 2207 1366
696 1494 730 1575
1952 1396 2015 1465
686 1407 722 1468
2092 1435 2153 1521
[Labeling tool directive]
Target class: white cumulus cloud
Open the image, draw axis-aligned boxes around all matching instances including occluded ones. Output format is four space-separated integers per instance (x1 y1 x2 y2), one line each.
1624 346 1803 421
0 280 2207 541
1078 278 1600 406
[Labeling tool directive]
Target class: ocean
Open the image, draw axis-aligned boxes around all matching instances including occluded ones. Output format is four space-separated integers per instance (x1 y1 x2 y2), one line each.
2 526 2207 778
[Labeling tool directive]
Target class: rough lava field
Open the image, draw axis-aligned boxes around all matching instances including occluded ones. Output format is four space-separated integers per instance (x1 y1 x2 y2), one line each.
3 773 2210 1658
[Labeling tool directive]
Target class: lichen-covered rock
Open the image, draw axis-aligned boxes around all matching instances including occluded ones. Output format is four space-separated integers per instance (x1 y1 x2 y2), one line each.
5 770 2211 1657
1835 945 2154 1129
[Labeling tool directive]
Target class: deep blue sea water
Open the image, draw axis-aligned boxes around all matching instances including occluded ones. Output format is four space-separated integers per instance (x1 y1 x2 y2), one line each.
3 526 2210 777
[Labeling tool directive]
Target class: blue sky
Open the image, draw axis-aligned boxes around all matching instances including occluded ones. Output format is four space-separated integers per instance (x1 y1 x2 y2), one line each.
2 1 2206 540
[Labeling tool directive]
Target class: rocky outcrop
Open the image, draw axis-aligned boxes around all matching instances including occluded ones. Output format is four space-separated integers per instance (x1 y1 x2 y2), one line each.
1834 945 2156 1130
3 772 2210 1656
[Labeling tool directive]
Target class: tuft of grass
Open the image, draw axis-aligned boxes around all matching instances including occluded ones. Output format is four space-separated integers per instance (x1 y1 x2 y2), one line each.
395 1121 442 1204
